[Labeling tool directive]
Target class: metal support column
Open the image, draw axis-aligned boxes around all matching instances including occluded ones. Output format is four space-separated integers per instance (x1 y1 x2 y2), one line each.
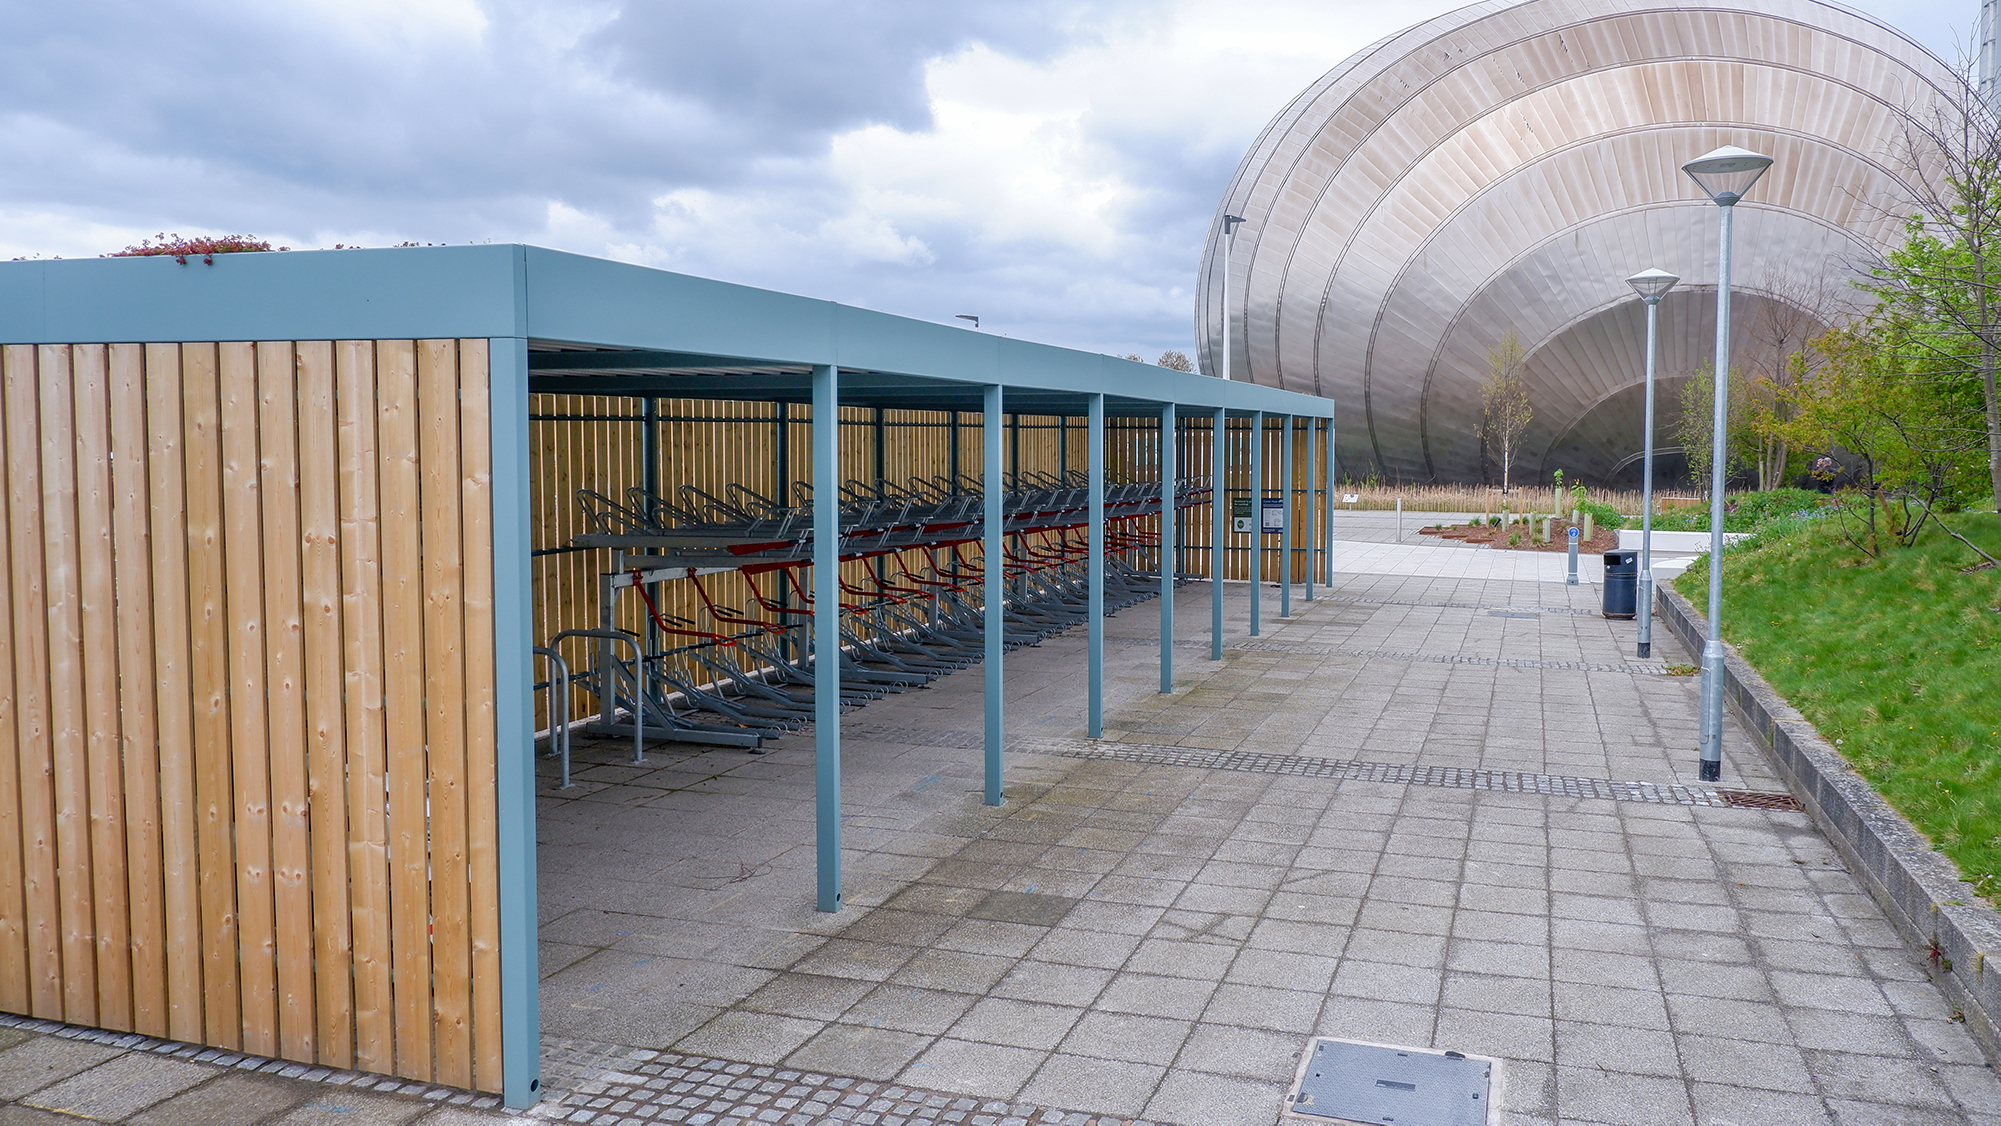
1211 408 1226 660
1087 394 1106 738
1303 417 1315 602
812 363 843 912
491 336 541 1108
641 398 661 661
776 402 792 662
983 385 1005 805
1159 403 1175 694
1249 410 1263 637
1280 414 1293 618
1324 420 1337 587
1699 199 1738 784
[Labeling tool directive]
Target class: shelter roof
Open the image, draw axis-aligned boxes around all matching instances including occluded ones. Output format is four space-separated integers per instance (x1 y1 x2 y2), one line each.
1 245 1332 419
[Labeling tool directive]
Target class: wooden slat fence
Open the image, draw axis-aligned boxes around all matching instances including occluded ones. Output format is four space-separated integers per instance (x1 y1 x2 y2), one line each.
0 340 503 1092
525 403 1328 731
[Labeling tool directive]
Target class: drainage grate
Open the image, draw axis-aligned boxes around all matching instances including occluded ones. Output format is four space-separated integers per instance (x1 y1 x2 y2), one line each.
1487 611 1539 619
1718 789 1806 811
1286 1038 1498 1125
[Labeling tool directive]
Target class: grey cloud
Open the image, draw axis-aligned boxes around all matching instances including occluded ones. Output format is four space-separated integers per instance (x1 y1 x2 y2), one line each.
0 0 1204 357
0 0 1129 236
587 0 1109 145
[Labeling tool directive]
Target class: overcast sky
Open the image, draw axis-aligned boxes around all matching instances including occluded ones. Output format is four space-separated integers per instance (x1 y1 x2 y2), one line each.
0 0 1979 360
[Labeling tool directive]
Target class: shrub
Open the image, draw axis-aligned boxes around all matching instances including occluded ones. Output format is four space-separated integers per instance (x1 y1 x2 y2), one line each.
111 233 275 260
1647 487 1832 533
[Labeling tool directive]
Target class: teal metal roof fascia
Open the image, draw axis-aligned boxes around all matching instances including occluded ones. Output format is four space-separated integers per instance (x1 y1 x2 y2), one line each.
519 246 1330 418
0 244 524 345
0 244 1327 419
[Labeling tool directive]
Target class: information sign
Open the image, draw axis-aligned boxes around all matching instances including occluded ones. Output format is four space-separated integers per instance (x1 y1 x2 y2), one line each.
1232 497 1253 533
1261 497 1285 534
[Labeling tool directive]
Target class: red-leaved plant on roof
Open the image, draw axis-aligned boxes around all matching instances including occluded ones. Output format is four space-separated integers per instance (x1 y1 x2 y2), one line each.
111 233 277 264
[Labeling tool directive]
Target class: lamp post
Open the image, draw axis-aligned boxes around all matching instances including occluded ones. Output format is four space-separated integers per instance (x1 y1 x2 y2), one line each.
1625 267 1678 659
1218 214 1245 380
1681 144 1773 783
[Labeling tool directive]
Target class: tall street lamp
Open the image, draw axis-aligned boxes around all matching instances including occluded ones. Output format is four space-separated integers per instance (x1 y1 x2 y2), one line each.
1625 267 1678 660
1681 144 1773 783
1218 214 1245 380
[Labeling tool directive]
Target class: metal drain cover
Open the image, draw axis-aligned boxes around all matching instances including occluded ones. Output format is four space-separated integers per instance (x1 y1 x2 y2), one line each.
1284 1038 1500 1125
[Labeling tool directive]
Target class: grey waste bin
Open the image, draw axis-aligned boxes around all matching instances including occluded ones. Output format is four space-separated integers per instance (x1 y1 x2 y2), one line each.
1602 550 1638 619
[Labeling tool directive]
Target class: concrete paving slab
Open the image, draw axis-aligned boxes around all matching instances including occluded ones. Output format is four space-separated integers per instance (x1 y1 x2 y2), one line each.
20 1054 213 1120
127 1071 315 1125
0 1037 123 1102
6 531 2001 1124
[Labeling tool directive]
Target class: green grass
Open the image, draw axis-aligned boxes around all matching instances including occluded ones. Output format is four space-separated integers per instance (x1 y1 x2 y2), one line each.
1676 512 2001 900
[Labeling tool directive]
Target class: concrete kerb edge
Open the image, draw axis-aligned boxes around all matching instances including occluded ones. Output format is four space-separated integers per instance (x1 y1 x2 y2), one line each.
1655 583 2001 1063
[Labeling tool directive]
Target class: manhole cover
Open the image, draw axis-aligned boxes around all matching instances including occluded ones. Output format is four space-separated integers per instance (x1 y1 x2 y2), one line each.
966 890 1078 926
1284 1038 1499 1125
1717 789 1805 811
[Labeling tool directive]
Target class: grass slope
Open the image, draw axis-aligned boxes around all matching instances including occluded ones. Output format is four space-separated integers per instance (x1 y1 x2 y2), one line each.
1677 511 2001 899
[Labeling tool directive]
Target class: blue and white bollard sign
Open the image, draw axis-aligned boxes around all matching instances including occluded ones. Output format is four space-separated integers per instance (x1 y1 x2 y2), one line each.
1566 524 1580 585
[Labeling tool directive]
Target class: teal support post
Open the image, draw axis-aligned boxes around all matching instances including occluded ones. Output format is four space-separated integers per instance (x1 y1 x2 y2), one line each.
1324 421 1337 586
1280 414 1293 618
812 363 843 912
1159 403 1175 694
983 384 1005 805
1087 394 1105 739
1249 410 1263 637
1302 418 1314 603
1210 408 1226 660
490 337 542 1109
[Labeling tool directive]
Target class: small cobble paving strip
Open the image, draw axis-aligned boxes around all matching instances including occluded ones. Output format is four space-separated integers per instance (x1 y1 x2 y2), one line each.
847 725 1765 807
0 1018 1156 1125
537 1045 1164 1125
1224 638 1666 675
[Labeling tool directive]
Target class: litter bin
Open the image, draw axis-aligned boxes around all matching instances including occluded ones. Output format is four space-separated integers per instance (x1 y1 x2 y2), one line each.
1602 550 1638 619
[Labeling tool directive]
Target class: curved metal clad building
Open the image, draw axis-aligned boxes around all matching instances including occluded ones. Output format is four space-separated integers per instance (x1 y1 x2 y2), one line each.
1196 0 1959 484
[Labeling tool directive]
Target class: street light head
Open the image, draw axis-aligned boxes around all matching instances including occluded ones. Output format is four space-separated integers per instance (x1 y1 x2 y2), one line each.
1222 214 1246 235
1681 145 1773 204
955 314 981 329
1626 267 1680 303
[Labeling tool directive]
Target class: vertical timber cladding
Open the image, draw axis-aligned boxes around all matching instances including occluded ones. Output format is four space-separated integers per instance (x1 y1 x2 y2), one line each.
0 340 504 1092
1105 415 1319 583
526 401 1078 729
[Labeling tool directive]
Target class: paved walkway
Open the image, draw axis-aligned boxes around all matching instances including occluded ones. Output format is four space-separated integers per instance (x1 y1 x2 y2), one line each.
2 528 1995 1124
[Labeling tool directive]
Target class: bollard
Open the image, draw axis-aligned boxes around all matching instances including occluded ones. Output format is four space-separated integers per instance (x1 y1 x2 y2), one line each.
1566 524 1580 584
1396 497 1402 540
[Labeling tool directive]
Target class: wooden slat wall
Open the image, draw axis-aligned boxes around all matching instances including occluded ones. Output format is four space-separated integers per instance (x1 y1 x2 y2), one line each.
528 402 1088 728
520 400 1264 728
0 340 504 1093
1106 416 1325 582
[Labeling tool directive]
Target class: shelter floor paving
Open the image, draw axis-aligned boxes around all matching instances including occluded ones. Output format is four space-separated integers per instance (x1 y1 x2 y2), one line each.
3 533 1995 1124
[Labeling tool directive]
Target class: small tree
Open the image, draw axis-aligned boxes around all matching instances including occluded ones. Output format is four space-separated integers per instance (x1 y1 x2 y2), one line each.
1157 350 1193 371
1875 66 2001 536
1479 332 1533 492
1671 363 1760 493
1742 262 1839 490
1778 323 1990 555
